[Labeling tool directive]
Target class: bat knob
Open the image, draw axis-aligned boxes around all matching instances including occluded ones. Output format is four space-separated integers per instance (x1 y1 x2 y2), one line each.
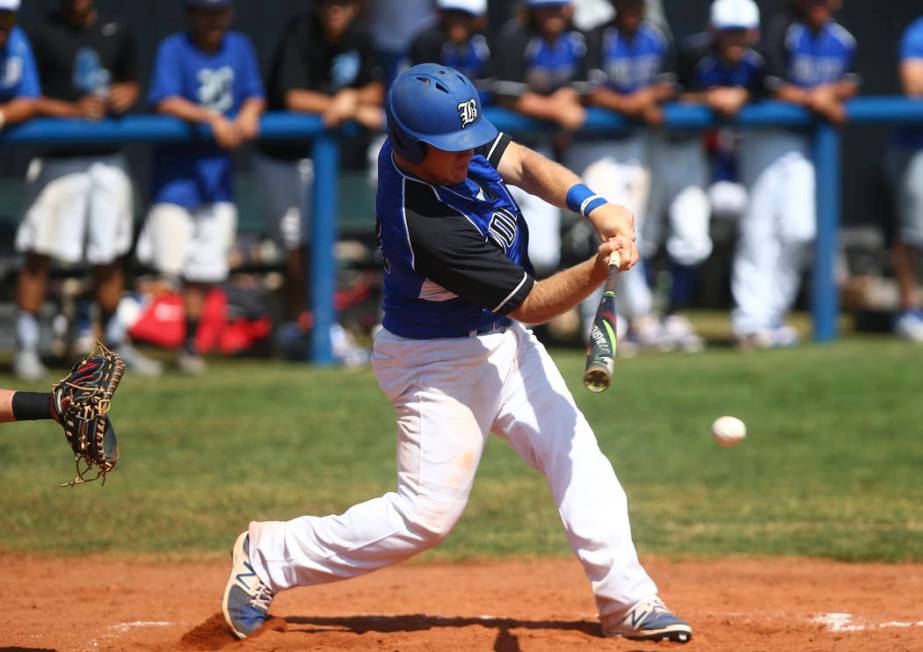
583 369 611 393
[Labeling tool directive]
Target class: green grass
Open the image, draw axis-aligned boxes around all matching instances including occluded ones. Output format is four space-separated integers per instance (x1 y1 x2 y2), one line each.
1 334 922 562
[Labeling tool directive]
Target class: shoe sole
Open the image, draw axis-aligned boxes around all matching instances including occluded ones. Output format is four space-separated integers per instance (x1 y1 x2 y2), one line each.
221 531 250 640
622 624 693 644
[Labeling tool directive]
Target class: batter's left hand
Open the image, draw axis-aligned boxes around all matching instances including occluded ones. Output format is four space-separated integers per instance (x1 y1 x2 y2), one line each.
587 202 636 244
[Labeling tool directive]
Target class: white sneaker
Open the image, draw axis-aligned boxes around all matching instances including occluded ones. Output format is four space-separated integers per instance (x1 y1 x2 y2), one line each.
116 343 164 377
14 348 48 382
894 310 923 342
602 596 692 643
176 350 207 375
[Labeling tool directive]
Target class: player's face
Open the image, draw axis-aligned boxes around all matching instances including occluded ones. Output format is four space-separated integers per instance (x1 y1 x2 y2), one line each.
441 10 481 44
188 7 233 51
715 29 752 63
797 0 833 28
419 146 474 185
318 0 359 40
0 11 14 48
532 5 572 39
62 0 94 16
614 1 645 36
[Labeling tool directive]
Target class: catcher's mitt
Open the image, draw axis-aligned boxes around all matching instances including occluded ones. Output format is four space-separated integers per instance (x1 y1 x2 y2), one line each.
51 343 125 487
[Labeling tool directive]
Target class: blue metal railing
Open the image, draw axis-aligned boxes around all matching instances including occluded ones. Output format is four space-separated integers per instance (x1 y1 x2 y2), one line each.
2 97 923 359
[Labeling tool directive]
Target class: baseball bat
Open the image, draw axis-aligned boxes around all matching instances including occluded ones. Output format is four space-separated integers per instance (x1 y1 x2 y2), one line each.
583 252 621 393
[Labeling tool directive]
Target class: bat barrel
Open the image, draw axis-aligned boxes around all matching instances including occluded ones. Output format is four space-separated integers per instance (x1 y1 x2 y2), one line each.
583 367 612 393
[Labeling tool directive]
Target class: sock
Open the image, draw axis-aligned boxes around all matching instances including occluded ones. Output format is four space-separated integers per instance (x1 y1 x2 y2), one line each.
16 311 40 350
185 319 200 354
11 392 52 421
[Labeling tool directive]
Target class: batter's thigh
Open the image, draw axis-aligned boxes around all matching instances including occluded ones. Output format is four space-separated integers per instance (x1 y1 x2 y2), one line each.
86 155 134 264
15 157 93 263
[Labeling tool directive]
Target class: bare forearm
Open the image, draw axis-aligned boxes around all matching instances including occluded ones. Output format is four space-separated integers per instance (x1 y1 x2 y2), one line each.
0 98 37 126
35 96 82 118
285 89 333 114
588 87 629 113
504 142 581 207
156 97 220 124
509 257 600 324
356 82 384 106
0 389 13 423
506 93 565 122
774 84 811 105
237 97 265 122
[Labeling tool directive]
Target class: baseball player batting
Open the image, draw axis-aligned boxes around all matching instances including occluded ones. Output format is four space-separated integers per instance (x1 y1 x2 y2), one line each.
222 63 691 644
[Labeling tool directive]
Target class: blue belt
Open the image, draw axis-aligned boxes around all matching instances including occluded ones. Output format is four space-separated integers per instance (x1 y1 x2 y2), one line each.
468 319 511 337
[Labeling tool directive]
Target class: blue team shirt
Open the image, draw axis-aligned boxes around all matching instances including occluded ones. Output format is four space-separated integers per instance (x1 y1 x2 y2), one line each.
588 23 670 94
898 17 923 149
522 31 586 94
376 136 534 339
0 26 40 103
149 31 264 209
777 20 856 88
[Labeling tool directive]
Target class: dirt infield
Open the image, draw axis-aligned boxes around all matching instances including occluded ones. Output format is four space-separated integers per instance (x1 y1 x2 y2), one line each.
4 555 922 652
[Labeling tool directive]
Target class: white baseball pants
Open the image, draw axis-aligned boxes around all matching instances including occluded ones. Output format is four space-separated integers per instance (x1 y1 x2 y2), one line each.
136 202 237 283
732 130 816 335
16 154 134 264
247 322 658 620
646 136 713 267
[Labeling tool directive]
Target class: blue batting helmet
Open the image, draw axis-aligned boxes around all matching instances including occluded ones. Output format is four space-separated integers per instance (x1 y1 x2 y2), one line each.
386 64 497 164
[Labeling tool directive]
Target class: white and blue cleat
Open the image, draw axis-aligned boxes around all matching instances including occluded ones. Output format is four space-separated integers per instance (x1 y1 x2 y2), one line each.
602 596 693 644
222 531 275 639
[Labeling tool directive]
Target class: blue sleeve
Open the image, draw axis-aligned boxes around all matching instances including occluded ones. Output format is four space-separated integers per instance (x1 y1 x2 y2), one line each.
237 35 265 100
16 31 41 98
148 36 184 106
901 21 923 61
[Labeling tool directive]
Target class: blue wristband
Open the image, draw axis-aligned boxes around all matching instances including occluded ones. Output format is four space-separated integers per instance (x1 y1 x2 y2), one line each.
566 183 608 218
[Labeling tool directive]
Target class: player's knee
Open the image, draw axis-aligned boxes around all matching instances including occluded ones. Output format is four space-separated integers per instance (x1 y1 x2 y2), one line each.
407 499 467 545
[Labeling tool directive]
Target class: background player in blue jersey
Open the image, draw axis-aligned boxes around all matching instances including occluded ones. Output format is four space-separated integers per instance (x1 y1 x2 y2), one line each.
887 15 923 342
137 0 265 374
405 0 492 104
222 64 692 645
575 0 672 352
0 0 38 130
13 0 154 379
732 0 858 348
645 0 764 352
493 0 589 278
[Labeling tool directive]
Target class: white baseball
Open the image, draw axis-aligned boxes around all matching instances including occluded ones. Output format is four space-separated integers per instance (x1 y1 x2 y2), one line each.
711 416 746 447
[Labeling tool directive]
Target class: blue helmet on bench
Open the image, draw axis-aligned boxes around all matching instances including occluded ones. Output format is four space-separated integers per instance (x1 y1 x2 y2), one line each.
386 64 498 164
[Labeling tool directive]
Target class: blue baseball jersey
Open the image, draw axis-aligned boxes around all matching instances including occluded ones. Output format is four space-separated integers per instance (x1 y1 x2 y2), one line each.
376 133 535 339
897 17 923 149
493 23 588 97
0 26 40 103
149 31 265 209
763 15 857 90
676 32 765 95
586 22 672 94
